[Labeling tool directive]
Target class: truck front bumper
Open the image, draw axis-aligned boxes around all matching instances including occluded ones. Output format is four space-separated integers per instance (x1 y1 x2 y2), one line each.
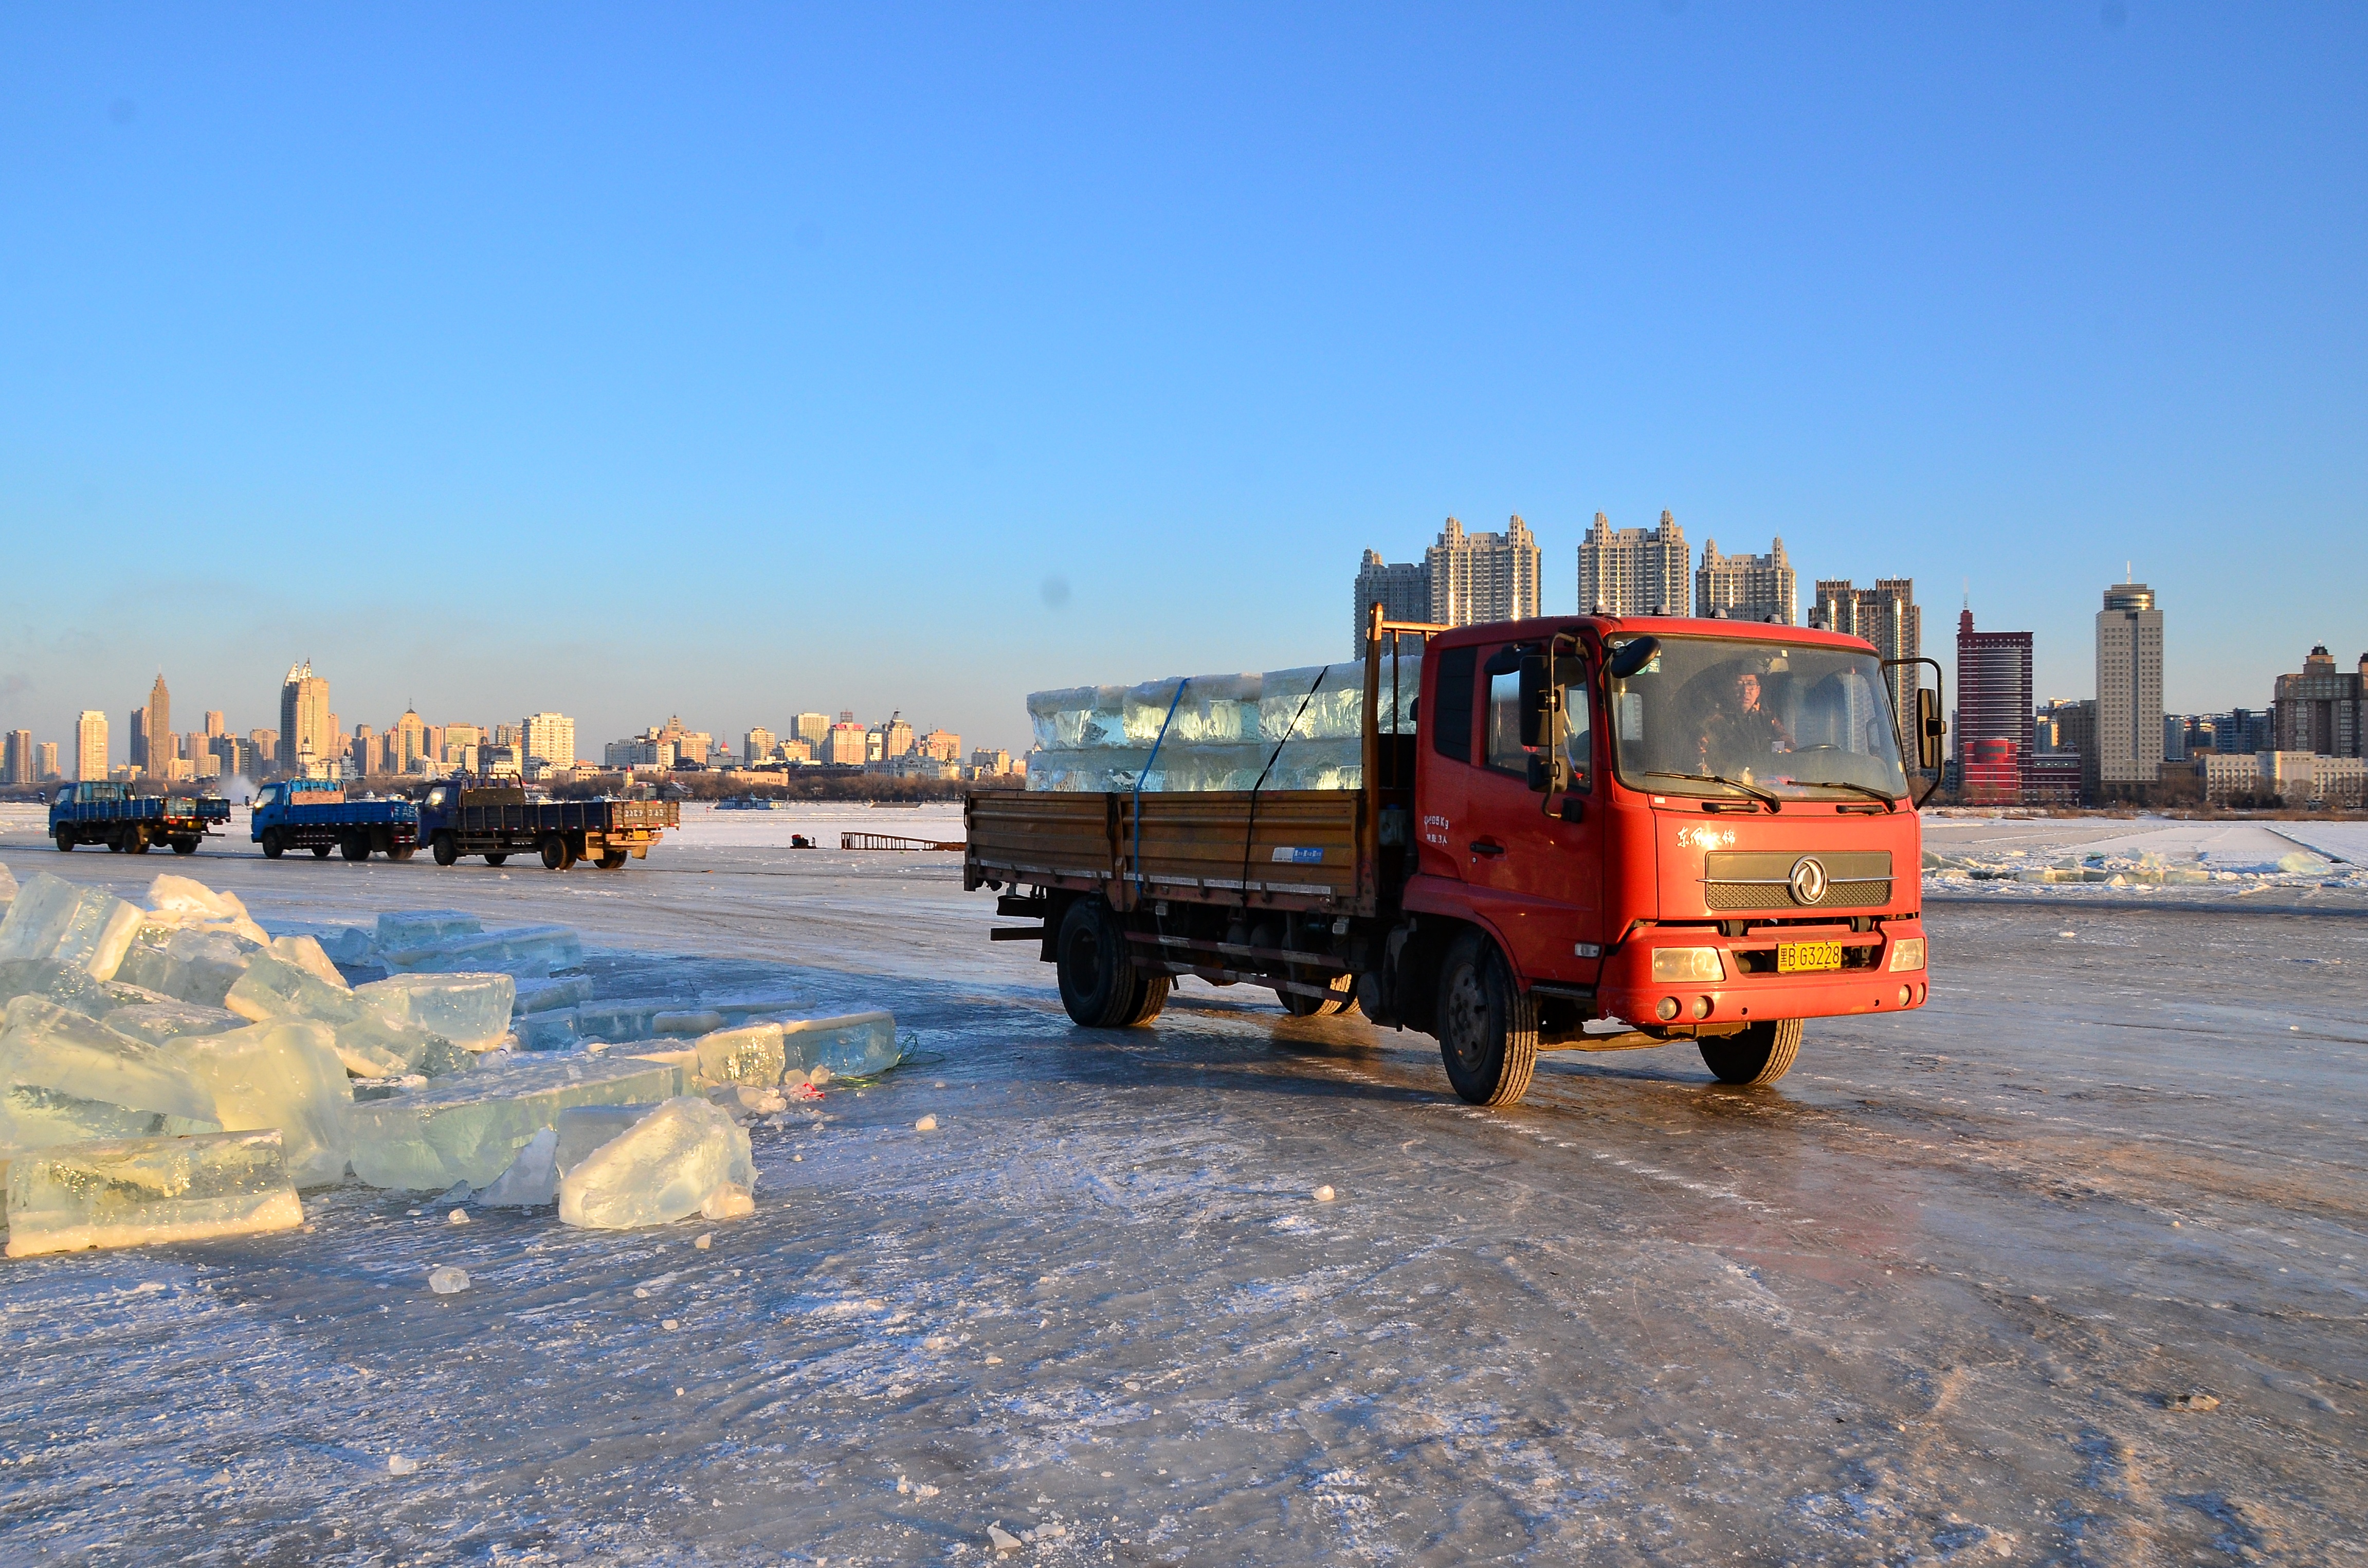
1595 917 1928 1028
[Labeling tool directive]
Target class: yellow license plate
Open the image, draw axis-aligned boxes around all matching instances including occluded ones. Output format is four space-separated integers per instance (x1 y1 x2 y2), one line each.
1777 941 1843 974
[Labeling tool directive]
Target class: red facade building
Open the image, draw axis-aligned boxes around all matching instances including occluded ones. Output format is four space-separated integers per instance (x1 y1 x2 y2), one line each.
1955 608 2034 805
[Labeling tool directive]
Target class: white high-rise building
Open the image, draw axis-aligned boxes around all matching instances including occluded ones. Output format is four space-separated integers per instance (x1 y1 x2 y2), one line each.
1696 537 1796 625
1577 510 1691 616
1814 579 1922 740
744 726 777 764
279 660 331 776
2096 581 2164 789
1425 516 1540 629
524 712 577 772
76 710 108 781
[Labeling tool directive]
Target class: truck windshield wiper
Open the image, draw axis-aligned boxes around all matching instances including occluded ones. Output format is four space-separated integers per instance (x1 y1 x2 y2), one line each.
1640 771 1782 811
1791 779 1900 810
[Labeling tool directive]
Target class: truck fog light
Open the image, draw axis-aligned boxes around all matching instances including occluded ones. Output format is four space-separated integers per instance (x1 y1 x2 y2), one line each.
1897 985 1913 1006
1690 996 1713 1020
1887 937 1925 972
1650 946 1726 982
1655 996 1681 1022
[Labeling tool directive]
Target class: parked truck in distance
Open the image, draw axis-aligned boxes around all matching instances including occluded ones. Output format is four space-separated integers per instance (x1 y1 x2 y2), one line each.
417 783 679 870
251 779 420 862
49 781 231 855
967 606 1946 1107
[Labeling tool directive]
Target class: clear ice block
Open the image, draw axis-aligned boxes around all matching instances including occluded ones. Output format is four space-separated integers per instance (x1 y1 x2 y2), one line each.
142 876 269 944
552 1103 658 1175
225 952 461 1079
377 925 584 979
781 1011 901 1078
512 975 593 1015
0 997 222 1152
268 936 349 990
112 926 262 1009
0 873 145 981
101 1000 245 1046
170 1019 352 1189
476 1126 558 1207
4 1129 305 1258
374 910 485 951
0 861 19 909
356 973 518 1050
347 1054 685 1192
556 1096 753 1230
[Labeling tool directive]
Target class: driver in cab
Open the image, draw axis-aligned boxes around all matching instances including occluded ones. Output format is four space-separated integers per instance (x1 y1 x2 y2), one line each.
1697 657 1794 777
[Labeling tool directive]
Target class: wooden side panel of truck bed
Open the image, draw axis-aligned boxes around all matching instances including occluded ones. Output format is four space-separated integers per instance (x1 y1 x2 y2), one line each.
967 790 1368 914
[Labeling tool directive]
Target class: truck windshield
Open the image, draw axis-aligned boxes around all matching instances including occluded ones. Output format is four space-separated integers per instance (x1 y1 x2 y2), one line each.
1608 635 1909 802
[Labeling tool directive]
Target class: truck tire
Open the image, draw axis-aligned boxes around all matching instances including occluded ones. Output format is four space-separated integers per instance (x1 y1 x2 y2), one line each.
1699 1019 1803 1087
432 832 457 866
596 850 628 870
1118 972 1171 1026
539 834 574 871
1281 973 1355 1018
261 828 285 859
53 827 74 852
126 827 151 854
484 853 507 867
1054 898 1156 1028
171 838 197 855
388 845 416 862
311 843 333 859
1435 932 1539 1107
341 835 370 862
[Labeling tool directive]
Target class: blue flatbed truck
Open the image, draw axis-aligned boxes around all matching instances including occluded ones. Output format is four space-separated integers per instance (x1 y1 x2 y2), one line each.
418 783 678 870
49 781 231 855
251 780 421 862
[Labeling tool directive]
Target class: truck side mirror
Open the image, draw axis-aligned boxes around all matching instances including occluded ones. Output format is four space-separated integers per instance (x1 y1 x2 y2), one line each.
1607 636 1660 681
1517 653 1559 750
1917 687 1946 773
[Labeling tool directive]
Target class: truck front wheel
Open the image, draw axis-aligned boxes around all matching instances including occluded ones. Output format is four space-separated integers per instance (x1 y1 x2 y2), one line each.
1436 932 1539 1107
1699 1019 1803 1087
341 835 370 862
260 828 285 859
311 843 333 859
432 832 458 866
539 834 575 871
53 827 74 852
126 828 150 854
1054 898 1162 1028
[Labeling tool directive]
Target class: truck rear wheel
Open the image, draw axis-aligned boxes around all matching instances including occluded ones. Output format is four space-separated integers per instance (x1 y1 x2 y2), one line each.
1699 1019 1803 1087
539 834 575 871
1055 898 1159 1028
1436 932 1539 1107
171 838 197 855
341 835 370 862
311 843 333 859
261 828 285 859
595 850 628 870
1281 973 1355 1017
388 844 416 862
432 833 457 866
484 852 507 866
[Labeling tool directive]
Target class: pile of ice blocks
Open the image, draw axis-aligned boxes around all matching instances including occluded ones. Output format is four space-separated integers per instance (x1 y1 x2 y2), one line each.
1025 659 1420 793
0 866 901 1256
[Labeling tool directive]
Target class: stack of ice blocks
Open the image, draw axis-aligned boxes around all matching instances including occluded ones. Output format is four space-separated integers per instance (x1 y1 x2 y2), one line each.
1025 658 1420 793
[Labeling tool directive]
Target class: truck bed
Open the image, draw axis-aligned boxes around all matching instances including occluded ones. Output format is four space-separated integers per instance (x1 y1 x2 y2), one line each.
966 789 1369 914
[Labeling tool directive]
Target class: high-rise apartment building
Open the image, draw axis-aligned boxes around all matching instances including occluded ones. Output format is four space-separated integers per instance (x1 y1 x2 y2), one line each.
2094 581 2163 791
1696 537 1796 624
2271 645 2365 758
920 728 962 762
1352 549 1433 653
76 711 108 781
822 721 869 767
350 725 376 776
1577 510 1690 617
203 710 226 739
793 713 830 750
390 708 428 773
1953 608 2033 805
1427 516 1541 629
524 713 576 773
37 742 59 781
279 661 331 775
1813 579 1922 740
3 730 31 786
744 727 777 765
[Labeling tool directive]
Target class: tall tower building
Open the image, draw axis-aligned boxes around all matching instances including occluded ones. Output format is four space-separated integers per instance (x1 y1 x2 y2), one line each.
1353 548 1432 654
3 730 31 786
1954 607 2033 805
37 741 59 780
793 713 830 750
2271 645 2365 758
279 660 331 775
76 710 108 781
524 713 577 773
2094 581 2163 790
1813 579 1922 739
1696 537 1796 624
1577 510 1691 616
1426 516 1541 629
130 672 170 772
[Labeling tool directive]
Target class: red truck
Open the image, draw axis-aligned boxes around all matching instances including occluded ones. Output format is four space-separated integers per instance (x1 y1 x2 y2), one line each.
966 608 1944 1107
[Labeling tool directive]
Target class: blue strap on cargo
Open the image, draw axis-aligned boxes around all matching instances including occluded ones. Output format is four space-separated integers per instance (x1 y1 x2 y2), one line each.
1133 677 1188 901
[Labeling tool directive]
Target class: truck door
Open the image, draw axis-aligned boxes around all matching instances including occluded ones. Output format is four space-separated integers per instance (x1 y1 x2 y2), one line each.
1414 643 1479 881
1463 642 1604 986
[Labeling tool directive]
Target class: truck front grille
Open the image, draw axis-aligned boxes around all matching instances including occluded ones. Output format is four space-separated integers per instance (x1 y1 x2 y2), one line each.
1700 850 1893 910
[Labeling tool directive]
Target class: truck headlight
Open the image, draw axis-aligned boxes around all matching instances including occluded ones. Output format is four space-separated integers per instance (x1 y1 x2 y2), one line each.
1887 937 1926 972
1650 946 1725 982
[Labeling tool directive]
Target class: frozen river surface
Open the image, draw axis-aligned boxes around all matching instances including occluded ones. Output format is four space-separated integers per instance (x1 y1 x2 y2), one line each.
2 805 2364 1564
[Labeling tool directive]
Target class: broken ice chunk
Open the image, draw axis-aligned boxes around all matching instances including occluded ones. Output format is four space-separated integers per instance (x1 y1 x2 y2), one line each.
113 926 261 1009
553 1103 659 1175
374 910 484 951
357 973 517 1051
0 861 17 909
557 1096 754 1229
684 1022 786 1088
781 1011 901 1078
511 975 592 1015
311 926 373 967
376 925 582 979
101 999 245 1046
142 876 270 945
700 1182 754 1220
224 952 461 1079
348 1054 685 1191
476 1125 559 1207
0 874 145 981
515 1011 584 1053
267 936 349 991
4 1129 304 1258
0 997 221 1151
168 1019 352 1189
653 1010 725 1036
571 998 678 1044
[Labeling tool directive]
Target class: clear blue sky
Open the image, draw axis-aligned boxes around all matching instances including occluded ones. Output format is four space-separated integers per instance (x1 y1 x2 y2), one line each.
3 3 2362 761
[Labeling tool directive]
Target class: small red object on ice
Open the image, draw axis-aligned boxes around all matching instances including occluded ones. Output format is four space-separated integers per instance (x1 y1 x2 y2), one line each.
787 1082 824 1101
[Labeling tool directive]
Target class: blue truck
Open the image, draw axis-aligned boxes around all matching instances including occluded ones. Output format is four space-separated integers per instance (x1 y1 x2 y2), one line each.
251 779 421 862
49 781 231 855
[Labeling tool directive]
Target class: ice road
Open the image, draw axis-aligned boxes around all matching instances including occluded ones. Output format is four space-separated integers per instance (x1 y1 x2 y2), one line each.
2 804 2363 1564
